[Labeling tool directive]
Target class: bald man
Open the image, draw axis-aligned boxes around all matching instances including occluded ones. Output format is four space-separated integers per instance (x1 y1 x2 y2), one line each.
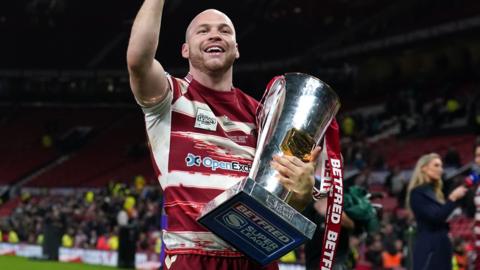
127 1 319 269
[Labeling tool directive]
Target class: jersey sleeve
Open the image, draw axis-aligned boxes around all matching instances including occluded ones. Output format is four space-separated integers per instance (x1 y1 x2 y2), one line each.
137 73 178 119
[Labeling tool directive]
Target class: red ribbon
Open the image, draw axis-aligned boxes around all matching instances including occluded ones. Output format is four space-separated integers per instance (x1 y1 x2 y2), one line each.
318 119 343 270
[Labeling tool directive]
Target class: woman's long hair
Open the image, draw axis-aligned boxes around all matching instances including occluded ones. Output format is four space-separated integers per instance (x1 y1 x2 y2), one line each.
406 153 444 210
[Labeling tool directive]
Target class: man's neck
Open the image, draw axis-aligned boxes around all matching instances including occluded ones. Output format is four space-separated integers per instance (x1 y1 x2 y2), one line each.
189 69 233 92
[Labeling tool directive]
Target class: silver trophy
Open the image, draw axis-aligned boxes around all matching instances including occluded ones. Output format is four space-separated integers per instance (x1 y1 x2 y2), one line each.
198 73 340 265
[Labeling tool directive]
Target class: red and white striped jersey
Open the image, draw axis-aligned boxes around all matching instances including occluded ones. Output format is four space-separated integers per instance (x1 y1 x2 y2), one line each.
141 74 258 256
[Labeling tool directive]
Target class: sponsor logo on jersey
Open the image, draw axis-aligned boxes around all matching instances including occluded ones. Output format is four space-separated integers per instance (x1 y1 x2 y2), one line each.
194 108 217 131
185 153 251 173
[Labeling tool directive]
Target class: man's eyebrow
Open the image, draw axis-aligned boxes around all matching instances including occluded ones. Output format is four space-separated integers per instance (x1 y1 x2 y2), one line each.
194 23 233 30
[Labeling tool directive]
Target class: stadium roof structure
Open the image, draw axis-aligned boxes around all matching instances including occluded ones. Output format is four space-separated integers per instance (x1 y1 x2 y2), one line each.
1 0 478 71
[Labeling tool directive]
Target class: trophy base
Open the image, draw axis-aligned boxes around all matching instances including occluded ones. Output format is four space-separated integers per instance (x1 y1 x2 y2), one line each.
197 177 316 265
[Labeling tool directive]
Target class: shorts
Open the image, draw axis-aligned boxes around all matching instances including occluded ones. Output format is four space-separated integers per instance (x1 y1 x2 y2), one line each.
163 254 279 270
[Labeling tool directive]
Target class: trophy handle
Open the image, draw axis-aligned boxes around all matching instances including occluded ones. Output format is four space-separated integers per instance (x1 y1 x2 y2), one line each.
256 76 286 140
250 77 286 181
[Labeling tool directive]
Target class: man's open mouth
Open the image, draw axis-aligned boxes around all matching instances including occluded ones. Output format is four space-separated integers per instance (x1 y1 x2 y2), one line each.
204 46 225 54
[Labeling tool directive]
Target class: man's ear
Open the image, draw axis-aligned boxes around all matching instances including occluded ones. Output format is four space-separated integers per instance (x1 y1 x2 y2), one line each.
181 43 189 59
235 43 240 59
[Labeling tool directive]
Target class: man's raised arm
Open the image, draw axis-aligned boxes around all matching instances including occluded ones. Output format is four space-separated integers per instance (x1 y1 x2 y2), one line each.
127 0 169 107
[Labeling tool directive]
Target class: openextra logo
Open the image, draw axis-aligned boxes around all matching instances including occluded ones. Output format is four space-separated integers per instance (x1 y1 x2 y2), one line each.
185 153 251 172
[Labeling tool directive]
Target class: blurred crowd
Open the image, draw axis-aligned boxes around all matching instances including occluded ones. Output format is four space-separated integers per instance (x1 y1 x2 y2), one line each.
0 177 163 254
339 77 480 172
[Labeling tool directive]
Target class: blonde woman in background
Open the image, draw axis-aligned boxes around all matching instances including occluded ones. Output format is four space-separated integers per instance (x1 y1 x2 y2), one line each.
406 153 467 270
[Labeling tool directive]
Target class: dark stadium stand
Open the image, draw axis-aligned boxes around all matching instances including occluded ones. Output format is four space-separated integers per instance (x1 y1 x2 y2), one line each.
25 110 139 187
0 107 57 185
0 106 154 186
0 105 156 187
375 134 476 169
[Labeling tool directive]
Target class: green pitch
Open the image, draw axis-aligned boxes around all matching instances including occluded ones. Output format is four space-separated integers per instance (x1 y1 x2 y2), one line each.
0 256 127 270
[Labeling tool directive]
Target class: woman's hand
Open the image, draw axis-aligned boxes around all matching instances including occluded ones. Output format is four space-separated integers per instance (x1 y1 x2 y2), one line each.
448 185 468 202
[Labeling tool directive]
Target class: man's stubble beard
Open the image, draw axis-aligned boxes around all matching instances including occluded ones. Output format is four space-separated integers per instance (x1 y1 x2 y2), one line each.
190 51 236 76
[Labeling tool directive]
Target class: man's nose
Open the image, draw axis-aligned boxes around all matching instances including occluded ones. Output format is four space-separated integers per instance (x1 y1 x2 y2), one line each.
207 30 222 40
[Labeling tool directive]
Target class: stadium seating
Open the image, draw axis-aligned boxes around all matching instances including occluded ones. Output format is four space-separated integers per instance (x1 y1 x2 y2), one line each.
24 109 155 187
0 105 155 187
373 134 476 169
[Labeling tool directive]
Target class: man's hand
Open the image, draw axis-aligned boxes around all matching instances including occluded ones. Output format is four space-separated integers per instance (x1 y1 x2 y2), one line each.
270 146 322 211
314 197 355 229
314 197 328 216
